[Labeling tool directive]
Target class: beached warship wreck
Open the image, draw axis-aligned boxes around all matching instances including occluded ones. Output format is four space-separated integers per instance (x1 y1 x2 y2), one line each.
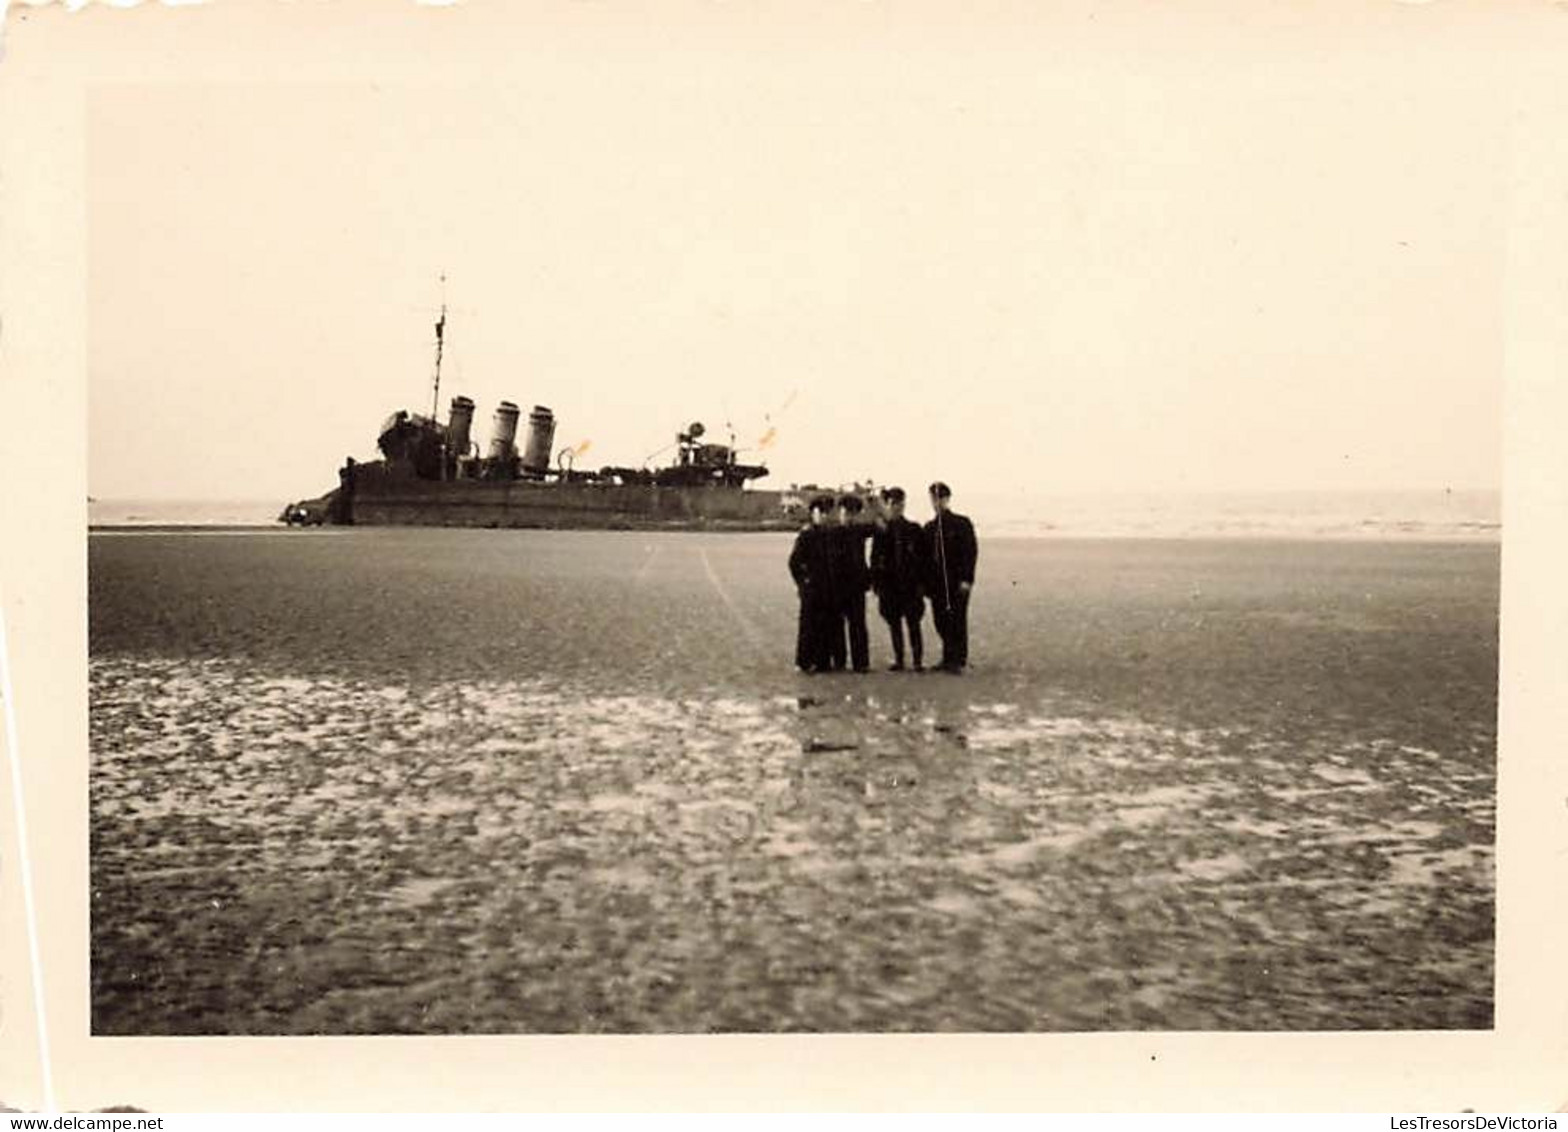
281 299 812 531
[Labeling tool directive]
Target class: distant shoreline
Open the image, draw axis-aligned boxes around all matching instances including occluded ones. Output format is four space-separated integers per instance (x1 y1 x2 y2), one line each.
86 489 1503 543
90 524 291 534
86 523 1501 544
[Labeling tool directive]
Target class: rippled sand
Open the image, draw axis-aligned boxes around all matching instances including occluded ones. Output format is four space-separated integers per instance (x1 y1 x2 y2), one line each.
89 530 1497 1033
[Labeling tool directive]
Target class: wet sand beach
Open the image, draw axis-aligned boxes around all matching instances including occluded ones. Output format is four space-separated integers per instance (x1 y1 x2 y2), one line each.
88 529 1497 1033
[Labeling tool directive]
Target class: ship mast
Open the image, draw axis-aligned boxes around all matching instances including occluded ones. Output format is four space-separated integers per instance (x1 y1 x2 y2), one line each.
430 272 447 420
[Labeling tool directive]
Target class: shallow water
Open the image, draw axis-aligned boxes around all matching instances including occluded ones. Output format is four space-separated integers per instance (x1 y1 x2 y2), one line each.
88 489 1501 541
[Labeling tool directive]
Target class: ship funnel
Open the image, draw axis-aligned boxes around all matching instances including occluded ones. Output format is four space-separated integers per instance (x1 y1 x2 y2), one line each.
488 400 521 461
447 395 475 457
521 405 557 475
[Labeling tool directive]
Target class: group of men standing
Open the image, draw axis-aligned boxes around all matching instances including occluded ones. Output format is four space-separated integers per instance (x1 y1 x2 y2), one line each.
788 481 978 675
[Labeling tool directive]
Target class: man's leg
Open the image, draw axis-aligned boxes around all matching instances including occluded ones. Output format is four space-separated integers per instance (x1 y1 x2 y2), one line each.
796 597 814 671
951 590 970 669
930 600 952 669
907 606 924 670
847 596 870 672
827 606 848 671
883 601 906 670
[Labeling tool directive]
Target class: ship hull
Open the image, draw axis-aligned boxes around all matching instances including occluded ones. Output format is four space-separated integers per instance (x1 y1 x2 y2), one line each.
335 464 802 531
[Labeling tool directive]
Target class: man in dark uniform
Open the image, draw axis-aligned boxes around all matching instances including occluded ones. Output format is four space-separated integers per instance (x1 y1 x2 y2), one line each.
831 494 875 672
924 481 978 672
788 495 839 673
870 486 928 671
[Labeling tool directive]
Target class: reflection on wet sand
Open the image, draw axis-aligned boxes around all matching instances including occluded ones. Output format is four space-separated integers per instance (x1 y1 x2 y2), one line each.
92 654 1492 1033
87 531 1497 1032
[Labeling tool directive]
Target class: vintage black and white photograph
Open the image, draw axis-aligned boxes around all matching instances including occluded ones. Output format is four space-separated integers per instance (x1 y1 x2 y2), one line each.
75 9 1508 1043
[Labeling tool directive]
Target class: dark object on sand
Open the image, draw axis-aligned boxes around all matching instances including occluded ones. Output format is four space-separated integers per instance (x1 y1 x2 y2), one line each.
276 304 850 531
282 400 801 531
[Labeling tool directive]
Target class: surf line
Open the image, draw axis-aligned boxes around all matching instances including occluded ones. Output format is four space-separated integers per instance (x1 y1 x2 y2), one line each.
699 546 763 651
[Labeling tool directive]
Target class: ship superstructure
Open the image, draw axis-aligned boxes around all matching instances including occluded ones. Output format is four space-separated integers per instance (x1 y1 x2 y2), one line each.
279 294 866 531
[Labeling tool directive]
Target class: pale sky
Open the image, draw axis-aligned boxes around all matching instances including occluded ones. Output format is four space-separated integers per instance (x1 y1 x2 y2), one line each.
88 8 1508 502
